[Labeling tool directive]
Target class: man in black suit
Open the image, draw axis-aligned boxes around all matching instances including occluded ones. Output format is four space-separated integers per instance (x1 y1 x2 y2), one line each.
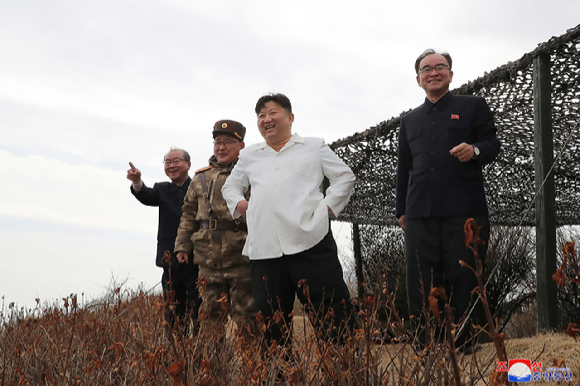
396 49 500 349
127 148 201 334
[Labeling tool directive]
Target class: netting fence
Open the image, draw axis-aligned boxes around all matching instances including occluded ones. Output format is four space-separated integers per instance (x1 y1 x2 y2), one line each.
331 24 580 228
330 26 580 328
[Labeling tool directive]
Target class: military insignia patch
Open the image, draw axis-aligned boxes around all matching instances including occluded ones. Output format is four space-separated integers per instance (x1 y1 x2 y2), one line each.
195 165 213 174
222 123 228 129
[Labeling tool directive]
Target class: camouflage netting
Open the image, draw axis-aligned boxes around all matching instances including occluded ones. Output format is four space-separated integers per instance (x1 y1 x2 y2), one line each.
331 24 580 227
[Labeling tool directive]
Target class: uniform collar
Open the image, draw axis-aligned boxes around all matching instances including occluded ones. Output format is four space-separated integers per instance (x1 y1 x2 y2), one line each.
170 176 191 192
209 155 237 171
421 91 453 113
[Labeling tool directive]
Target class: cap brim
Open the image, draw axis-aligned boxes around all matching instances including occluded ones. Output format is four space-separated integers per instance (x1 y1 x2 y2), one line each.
213 131 243 140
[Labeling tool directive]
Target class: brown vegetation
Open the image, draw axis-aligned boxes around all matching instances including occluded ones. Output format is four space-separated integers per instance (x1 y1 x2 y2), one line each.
0 283 469 385
2 223 580 385
1 279 579 385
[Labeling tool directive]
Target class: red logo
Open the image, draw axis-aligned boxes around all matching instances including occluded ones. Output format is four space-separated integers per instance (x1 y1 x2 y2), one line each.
451 114 460 120
508 359 532 382
496 361 508 372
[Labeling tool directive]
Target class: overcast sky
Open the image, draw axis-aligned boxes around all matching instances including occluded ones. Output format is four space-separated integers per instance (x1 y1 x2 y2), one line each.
1 0 579 310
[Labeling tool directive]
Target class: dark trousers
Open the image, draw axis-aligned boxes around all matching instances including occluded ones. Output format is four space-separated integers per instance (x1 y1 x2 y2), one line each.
162 261 202 334
250 231 353 346
405 215 488 346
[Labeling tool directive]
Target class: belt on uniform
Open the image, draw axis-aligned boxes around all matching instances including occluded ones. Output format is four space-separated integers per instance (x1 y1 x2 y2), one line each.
199 219 247 232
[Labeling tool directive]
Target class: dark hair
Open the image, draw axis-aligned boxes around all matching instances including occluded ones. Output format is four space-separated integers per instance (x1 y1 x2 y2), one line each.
165 147 190 162
414 49 452 74
255 93 292 115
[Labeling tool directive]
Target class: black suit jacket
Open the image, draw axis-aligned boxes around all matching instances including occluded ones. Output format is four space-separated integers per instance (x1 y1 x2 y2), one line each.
131 177 192 269
396 92 500 220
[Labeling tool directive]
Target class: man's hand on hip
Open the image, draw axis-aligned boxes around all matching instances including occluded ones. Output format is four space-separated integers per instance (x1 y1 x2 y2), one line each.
236 200 249 220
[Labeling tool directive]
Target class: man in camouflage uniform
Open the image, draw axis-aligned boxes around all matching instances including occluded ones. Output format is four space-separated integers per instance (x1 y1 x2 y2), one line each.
174 120 255 333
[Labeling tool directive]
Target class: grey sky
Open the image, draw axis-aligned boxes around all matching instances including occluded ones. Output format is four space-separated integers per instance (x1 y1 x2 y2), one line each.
1 0 578 308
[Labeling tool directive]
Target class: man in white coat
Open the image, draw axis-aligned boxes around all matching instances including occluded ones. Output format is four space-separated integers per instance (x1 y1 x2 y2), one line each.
222 93 355 347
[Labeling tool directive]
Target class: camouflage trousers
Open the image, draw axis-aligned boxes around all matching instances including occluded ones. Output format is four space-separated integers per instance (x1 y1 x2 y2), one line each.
198 264 256 327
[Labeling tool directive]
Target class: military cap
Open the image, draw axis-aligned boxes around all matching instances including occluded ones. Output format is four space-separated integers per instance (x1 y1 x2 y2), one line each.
213 120 246 141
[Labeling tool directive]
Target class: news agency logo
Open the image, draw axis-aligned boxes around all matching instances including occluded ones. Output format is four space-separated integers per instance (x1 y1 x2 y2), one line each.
496 359 574 382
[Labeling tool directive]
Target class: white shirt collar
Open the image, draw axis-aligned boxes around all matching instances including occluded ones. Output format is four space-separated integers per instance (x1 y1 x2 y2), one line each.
255 132 304 151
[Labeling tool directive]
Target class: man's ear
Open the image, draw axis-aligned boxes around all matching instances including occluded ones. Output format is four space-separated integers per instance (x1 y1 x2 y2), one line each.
240 142 245 150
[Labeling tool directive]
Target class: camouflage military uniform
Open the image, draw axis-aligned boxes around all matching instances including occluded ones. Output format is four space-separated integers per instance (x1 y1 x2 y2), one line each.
175 156 255 326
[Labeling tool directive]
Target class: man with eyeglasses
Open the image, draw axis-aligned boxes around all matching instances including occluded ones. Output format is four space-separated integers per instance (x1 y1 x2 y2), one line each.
396 49 500 351
127 148 201 335
174 120 255 338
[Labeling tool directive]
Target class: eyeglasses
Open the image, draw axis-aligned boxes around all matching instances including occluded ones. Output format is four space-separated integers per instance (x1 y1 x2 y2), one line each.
163 158 185 165
418 64 450 74
214 140 240 147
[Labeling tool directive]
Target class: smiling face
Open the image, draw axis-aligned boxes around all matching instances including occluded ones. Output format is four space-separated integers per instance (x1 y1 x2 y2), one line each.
416 53 453 102
214 134 244 165
257 101 294 146
164 149 191 185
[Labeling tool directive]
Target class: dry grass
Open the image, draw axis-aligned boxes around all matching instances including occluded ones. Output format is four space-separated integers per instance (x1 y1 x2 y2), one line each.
294 315 580 385
2 233 579 385
1 284 579 386
478 332 580 374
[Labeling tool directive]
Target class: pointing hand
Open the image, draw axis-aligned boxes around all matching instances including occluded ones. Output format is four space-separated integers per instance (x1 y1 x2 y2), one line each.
127 162 142 184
